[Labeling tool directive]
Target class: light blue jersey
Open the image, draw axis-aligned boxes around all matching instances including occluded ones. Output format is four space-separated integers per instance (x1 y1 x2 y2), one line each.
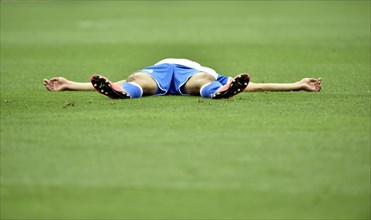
137 58 231 96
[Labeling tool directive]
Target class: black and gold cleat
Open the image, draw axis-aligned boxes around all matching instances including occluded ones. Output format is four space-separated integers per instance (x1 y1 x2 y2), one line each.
90 74 131 99
212 74 250 99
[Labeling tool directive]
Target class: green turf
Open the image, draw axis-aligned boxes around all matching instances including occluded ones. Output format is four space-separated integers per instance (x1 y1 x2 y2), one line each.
1 1 370 219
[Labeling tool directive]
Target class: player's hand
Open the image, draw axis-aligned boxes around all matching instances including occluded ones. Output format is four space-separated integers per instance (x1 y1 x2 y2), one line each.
43 77 70 91
298 78 322 92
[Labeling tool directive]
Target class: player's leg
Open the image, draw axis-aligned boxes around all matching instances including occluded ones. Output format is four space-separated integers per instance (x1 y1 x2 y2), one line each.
125 72 158 96
91 72 158 99
184 72 250 99
183 72 216 96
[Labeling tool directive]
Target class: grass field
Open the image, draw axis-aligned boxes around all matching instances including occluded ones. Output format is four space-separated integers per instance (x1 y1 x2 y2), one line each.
1 1 370 219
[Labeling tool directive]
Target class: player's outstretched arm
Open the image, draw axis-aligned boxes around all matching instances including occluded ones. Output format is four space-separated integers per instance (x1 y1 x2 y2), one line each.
43 77 127 91
44 77 94 91
244 78 321 92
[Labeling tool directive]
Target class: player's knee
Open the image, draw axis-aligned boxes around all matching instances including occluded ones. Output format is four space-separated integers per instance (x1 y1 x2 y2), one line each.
127 72 152 84
192 72 215 83
126 74 138 82
205 74 216 82
126 72 157 95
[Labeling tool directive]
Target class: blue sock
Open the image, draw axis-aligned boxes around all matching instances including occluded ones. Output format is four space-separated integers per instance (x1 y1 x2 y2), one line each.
200 81 222 98
121 82 143 98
